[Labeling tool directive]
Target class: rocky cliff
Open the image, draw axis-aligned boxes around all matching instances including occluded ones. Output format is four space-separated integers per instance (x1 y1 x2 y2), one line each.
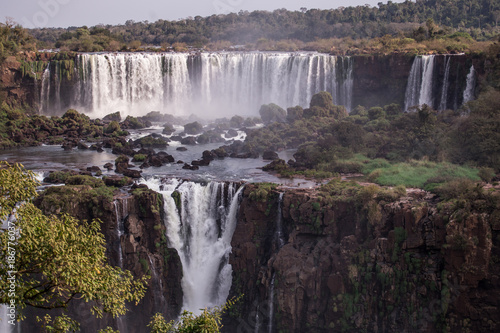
22 178 499 332
225 182 500 332
0 52 485 113
26 182 183 332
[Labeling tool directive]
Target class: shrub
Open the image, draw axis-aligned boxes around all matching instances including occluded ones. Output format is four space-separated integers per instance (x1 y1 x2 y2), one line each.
133 154 146 162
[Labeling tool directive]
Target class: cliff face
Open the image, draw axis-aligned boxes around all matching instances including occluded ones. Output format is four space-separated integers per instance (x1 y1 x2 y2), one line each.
225 184 500 333
1 53 484 113
28 185 183 333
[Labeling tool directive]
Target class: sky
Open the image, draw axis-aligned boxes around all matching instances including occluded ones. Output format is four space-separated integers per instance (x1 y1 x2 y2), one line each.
1 0 406 29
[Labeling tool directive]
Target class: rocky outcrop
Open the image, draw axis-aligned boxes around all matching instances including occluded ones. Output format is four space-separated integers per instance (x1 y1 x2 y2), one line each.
225 183 500 333
26 183 183 332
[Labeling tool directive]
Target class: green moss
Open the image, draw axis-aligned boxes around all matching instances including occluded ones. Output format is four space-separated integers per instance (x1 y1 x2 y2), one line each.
248 183 277 202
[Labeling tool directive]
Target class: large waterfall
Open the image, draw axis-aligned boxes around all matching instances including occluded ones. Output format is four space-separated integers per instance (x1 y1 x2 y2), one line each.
404 54 473 111
142 178 243 314
39 52 353 118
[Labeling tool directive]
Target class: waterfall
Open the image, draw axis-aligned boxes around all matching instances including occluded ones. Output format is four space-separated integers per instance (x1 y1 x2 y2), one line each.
142 177 243 314
40 52 354 118
39 64 51 114
267 192 285 333
463 65 476 104
439 56 451 110
113 198 128 268
405 55 435 111
337 57 353 112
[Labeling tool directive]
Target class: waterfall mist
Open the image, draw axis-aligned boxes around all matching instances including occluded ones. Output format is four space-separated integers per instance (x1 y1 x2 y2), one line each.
39 52 354 119
142 177 243 314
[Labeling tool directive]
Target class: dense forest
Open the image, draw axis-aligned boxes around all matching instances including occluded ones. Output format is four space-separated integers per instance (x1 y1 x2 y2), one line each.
26 0 500 52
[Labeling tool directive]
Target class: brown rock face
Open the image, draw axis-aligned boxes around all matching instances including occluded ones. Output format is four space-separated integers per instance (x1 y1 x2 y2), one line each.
225 185 499 333
27 185 183 333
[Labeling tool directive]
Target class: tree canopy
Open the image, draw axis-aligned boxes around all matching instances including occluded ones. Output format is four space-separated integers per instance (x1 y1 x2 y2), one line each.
0 161 147 330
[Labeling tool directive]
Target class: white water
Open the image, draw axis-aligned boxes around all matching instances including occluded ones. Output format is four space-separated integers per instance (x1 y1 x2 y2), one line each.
141 177 243 314
40 52 354 118
463 65 476 104
405 55 435 111
439 56 451 110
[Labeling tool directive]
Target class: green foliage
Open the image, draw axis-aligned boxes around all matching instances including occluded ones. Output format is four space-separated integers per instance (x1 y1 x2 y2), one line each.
367 160 480 190
104 121 121 134
148 296 242 333
133 154 147 162
30 1 499 52
259 103 286 124
36 314 79 333
0 162 148 328
248 183 277 202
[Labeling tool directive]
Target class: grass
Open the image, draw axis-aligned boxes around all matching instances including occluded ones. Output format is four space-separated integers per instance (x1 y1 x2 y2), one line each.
367 160 480 189
329 154 481 190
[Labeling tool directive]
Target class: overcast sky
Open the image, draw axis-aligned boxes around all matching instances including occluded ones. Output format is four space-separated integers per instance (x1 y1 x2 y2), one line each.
1 0 406 29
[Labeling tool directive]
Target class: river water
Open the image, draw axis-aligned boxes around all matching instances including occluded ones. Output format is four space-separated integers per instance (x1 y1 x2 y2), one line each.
1 125 315 188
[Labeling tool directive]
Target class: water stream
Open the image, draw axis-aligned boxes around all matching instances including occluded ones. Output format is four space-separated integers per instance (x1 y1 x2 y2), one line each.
142 177 244 314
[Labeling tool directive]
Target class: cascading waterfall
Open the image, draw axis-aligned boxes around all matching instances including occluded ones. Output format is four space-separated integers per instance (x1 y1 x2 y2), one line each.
267 192 285 333
439 56 451 111
405 55 436 111
462 65 476 104
40 52 353 118
39 64 51 114
142 177 243 314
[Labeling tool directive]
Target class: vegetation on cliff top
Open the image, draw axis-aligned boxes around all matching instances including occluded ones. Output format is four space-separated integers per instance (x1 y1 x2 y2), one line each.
27 0 499 54
0 162 148 331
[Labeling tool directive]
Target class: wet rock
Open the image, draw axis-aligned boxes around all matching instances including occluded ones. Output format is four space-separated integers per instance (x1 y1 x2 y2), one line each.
122 168 142 178
176 146 188 151
104 175 133 187
184 121 203 135
191 159 210 166
182 163 199 170
262 150 279 160
180 136 197 145
103 162 114 171
224 128 238 138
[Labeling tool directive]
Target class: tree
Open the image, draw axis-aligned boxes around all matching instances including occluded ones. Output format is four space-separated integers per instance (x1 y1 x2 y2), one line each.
0 162 147 330
147 296 241 333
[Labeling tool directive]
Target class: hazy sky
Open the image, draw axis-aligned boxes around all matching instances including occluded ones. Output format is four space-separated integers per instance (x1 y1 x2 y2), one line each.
1 0 406 29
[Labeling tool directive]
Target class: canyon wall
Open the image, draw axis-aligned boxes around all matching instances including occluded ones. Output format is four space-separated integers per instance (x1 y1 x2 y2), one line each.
26 183 183 333
24 179 500 332
225 183 500 333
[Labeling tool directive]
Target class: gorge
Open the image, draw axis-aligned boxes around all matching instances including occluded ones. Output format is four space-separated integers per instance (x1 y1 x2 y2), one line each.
1 49 499 333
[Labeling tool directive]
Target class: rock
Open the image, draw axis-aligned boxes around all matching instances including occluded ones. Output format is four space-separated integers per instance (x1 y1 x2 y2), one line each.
122 168 142 178
262 150 279 160
259 103 286 124
104 175 133 187
87 166 101 173
103 162 114 171
180 136 197 145
184 121 203 135
176 146 188 151
162 124 175 135
224 128 238 138
182 163 199 170
157 151 175 163
191 159 210 166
